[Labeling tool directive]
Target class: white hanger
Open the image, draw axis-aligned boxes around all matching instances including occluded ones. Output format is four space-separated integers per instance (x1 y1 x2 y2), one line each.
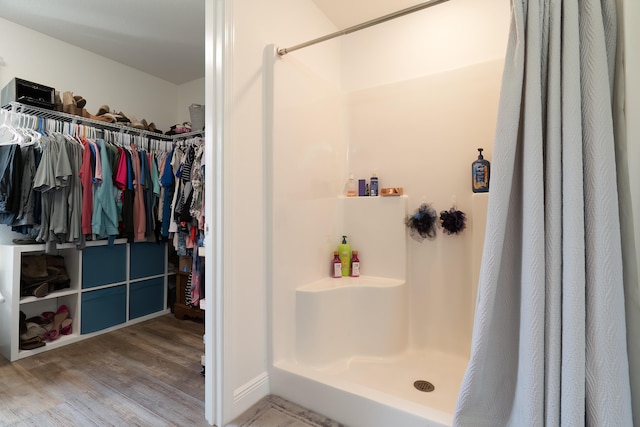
0 111 23 146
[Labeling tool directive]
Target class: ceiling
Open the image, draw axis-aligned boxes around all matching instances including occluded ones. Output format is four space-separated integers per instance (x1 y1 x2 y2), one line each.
0 0 426 85
312 0 432 29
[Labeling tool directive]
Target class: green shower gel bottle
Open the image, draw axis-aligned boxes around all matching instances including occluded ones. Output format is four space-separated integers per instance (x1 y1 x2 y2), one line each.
338 235 351 277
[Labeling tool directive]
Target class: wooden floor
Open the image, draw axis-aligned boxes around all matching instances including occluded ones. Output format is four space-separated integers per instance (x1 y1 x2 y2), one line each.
0 314 208 427
227 395 343 427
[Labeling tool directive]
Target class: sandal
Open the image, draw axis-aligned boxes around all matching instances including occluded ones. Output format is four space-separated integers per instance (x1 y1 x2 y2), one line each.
44 305 69 342
60 318 73 336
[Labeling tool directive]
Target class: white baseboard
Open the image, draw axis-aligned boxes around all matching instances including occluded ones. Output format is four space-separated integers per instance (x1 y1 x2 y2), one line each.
232 371 270 416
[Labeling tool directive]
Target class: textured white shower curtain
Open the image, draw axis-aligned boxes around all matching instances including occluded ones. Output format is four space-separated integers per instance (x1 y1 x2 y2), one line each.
453 0 634 425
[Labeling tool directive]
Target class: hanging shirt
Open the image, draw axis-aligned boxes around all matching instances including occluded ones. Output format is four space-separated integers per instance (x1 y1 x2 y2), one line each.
0 144 19 224
91 139 119 240
79 138 94 235
160 149 174 238
131 145 146 241
50 134 72 241
66 138 84 248
11 145 36 227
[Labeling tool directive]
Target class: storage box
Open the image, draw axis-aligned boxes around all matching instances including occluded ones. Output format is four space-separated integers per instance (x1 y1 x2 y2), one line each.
82 244 126 288
81 285 126 334
179 256 193 273
1 78 55 109
130 242 166 279
130 278 164 319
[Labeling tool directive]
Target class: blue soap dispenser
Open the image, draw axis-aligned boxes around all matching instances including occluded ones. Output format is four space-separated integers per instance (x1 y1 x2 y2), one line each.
471 148 490 193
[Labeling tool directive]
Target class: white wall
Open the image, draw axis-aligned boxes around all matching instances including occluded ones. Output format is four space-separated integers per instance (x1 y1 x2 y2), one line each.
341 0 510 92
271 42 346 365
224 0 342 421
347 60 504 356
177 77 205 127
0 17 179 132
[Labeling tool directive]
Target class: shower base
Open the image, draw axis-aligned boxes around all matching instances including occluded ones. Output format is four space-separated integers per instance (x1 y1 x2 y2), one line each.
272 349 468 427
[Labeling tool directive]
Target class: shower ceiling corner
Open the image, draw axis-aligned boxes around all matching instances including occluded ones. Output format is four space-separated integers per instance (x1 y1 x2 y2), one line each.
311 0 432 29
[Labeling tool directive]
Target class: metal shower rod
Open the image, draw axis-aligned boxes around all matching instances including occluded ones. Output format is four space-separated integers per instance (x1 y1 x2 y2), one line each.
277 0 450 56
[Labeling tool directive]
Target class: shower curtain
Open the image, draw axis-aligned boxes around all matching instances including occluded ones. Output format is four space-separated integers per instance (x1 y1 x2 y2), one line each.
453 0 634 425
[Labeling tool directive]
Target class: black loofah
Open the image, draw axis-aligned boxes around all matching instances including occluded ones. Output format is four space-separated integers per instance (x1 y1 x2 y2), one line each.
439 207 467 235
405 203 438 242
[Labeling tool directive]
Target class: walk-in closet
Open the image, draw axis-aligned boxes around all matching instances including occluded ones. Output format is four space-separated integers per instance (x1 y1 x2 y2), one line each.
0 1 209 425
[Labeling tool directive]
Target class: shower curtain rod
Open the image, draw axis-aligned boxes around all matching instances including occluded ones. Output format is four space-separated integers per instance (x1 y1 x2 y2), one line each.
277 0 449 56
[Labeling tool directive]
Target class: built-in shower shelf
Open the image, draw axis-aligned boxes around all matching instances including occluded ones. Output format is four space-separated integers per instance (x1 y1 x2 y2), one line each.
297 276 404 292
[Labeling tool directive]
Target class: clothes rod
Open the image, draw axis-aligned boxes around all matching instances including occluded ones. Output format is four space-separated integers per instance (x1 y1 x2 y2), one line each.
277 0 449 56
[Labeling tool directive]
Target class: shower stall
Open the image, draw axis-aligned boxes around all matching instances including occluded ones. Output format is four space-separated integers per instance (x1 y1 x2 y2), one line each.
263 1 509 425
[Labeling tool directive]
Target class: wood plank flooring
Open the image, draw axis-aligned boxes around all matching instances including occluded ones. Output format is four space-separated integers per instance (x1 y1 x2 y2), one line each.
227 396 344 427
0 314 208 427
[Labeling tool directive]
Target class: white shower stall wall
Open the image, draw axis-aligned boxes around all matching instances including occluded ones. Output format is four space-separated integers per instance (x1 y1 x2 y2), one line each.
263 1 510 426
268 58 505 427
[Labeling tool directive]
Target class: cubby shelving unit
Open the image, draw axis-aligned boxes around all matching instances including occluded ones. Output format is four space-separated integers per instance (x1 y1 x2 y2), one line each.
0 239 171 361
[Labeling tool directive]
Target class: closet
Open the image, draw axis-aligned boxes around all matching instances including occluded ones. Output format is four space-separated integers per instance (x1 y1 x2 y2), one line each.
0 102 206 362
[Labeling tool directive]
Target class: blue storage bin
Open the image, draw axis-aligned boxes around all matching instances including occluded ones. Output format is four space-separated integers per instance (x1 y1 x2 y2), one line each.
81 285 126 334
130 242 166 279
129 277 165 320
82 244 126 288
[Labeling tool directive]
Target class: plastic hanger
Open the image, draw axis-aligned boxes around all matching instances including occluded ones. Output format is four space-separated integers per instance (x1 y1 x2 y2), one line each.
0 111 23 146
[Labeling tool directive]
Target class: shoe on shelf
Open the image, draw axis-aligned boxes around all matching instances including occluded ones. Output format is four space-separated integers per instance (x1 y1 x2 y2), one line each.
31 282 50 298
132 118 149 131
12 238 38 245
43 305 70 342
97 105 111 116
112 111 130 126
20 322 47 342
62 91 77 115
73 95 86 109
147 122 162 134
25 314 52 326
60 318 73 336
20 336 45 350
101 112 123 123
20 280 50 298
81 108 115 123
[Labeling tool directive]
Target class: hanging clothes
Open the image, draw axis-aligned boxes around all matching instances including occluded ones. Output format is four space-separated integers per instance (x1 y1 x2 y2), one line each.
79 138 95 236
91 139 119 241
130 144 146 241
0 144 20 224
0 107 204 251
160 148 175 240
12 145 38 227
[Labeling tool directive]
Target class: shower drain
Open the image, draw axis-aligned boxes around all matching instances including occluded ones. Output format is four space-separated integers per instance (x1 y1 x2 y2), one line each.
414 380 435 392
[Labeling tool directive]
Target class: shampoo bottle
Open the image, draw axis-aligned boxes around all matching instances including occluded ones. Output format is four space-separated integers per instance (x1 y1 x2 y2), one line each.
370 172 379 196
332 251 342 278
338 235 351 276
471 148 490 193
351 250 360 277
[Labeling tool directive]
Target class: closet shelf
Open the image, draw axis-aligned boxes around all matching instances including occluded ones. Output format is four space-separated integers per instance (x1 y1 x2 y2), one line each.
2 102 204 141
